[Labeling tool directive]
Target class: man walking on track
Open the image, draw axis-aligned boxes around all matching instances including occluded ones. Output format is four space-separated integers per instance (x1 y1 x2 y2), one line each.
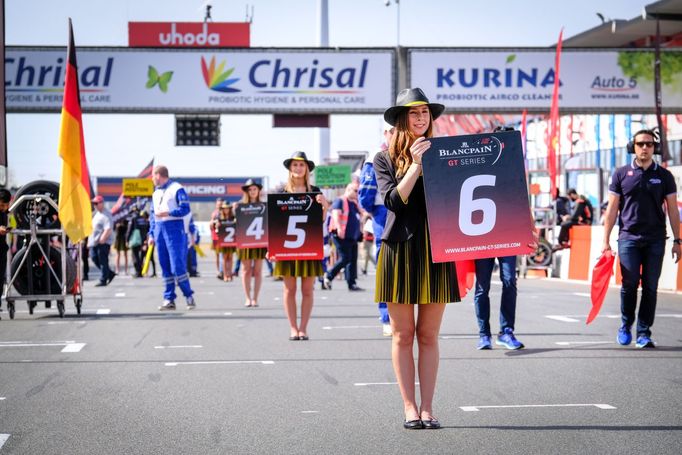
602 129 680 349
149 165 196 310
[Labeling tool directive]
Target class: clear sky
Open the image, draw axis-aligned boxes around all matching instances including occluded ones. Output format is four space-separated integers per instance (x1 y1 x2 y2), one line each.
5 0 649 190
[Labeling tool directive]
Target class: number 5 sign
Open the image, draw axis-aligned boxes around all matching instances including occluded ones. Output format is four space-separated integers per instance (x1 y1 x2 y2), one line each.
267 193 324 261
423 131 534 262
235 202 268 248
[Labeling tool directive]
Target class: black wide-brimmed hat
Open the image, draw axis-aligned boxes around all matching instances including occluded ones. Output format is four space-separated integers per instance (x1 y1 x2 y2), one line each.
283 151 315 172
241 178 263 192
383 88 445 127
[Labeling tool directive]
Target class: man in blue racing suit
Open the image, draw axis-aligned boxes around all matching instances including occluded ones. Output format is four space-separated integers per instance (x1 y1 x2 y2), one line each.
149 165 196 310
358 126 394 337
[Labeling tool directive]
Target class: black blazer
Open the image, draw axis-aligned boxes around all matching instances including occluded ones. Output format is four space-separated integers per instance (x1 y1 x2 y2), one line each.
373 151 427 243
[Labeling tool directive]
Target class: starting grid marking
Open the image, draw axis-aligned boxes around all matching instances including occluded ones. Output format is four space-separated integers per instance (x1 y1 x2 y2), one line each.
322 325 382 330
546 314 682 323
0 434 9 449
165 360 274 367
154 345 203 349
459 403 617 412
0 341 86 353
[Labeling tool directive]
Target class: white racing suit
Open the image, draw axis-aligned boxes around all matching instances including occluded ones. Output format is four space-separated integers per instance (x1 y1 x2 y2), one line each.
151 180 194 302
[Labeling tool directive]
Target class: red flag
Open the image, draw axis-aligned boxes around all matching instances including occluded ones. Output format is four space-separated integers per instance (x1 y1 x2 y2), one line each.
456 259 476 299
587 250 615 325
57 19 92 243
546 29 563 198
520 109 528 159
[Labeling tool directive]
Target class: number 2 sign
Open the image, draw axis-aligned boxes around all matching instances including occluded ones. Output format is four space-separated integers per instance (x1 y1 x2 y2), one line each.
423 131 534 262
216 219 237 248
267 193 324 261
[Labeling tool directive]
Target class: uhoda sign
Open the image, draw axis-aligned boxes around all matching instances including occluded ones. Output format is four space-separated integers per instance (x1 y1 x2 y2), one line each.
5 47 394 113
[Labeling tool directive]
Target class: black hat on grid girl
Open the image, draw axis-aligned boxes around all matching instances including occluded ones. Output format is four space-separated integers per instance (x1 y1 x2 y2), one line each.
283 151 316 171
383 87 445 127
241 178 263 192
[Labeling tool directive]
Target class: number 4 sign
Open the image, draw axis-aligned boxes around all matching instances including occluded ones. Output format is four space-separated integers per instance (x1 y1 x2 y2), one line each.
423 131 534 262
235 203 268 249
267 193 324 261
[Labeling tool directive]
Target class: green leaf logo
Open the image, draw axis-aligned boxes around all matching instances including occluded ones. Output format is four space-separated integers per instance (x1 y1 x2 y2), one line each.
506 54 516 64
146 65 173 93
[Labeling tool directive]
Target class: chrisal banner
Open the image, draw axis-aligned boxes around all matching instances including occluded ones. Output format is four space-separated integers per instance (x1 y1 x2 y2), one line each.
235 202 268 249
216 219 237 248
128 22 250 48
423 131 534 262
267 193 323 261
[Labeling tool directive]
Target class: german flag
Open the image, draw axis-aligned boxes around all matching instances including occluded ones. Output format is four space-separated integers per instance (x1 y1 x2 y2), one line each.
57 19 92 243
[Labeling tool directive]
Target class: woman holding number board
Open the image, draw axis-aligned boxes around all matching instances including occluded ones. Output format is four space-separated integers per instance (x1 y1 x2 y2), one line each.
236 179 267 307
374 88 459 430
213 202 236 282
273 151 329 341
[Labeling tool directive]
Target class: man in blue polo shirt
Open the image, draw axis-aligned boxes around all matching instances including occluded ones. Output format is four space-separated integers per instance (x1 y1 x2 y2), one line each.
602 129 680 348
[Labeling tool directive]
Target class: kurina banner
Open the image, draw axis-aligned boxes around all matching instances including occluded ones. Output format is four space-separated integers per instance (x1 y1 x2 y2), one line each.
409 48 682 113
423 131 534 262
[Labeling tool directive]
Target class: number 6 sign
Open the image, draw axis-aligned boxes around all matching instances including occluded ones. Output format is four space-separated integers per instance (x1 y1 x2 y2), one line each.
235 202 268 249
423 131 534 262
267 193 324 260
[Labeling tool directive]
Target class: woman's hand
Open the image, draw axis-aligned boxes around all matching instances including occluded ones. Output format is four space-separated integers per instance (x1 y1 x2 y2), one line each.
410 136 431 165
315 193 329 209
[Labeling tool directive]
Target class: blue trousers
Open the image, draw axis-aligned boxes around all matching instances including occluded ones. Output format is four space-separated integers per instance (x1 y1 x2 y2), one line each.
90 243 112 284
327 235 358 288
618 238 665 337
474 256 517 336
154 220 193 301
373 221 389 324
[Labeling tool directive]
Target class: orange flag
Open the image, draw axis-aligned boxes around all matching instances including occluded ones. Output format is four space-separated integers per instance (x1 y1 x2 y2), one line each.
587 250 615 325
58 19 93 243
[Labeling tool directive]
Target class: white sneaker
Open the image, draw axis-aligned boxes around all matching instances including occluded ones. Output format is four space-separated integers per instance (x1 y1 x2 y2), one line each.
382 323 392 337
186 296 196 310
158 300 176 311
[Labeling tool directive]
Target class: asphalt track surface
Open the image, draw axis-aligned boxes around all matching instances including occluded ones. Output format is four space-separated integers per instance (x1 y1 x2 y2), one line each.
0 256 681 454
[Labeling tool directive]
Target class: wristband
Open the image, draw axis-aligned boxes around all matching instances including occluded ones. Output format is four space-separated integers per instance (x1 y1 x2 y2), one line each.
674 238 682 245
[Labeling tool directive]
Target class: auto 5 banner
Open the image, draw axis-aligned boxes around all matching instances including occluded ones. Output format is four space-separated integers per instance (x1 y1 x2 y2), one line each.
423 131 535 262
410 49 682 112
267 193 323 261
235 202 268 249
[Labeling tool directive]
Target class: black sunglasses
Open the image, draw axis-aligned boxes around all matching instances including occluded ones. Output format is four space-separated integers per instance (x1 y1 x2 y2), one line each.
635 141 655 148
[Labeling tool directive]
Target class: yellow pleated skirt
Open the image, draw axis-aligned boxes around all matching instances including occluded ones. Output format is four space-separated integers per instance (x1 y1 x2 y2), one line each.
274 260 323 278
375 220 459 304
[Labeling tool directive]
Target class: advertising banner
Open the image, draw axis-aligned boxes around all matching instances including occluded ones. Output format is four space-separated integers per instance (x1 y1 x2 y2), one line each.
129 22 250 48
314 164 351 187
215 219 237 248
410 49 682 112
97 177 261 202
6 47 393 113
122 178 154 196
267 193 323 261
235 202 268 249
423 131 534 262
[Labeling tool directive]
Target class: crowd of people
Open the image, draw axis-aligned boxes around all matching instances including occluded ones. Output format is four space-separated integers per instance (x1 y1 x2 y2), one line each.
1 87 679 432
